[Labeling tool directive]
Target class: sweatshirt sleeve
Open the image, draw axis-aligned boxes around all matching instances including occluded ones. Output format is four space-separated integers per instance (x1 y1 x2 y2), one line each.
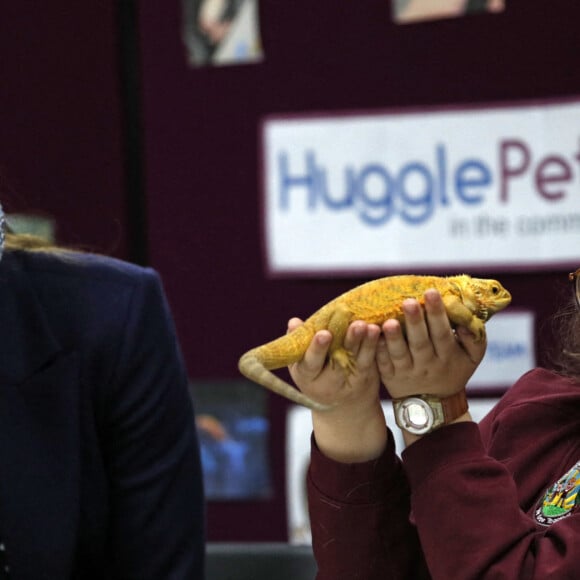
307 430 429 580
403 422 580 579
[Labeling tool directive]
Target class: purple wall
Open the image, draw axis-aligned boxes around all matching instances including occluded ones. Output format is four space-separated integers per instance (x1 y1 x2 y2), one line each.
138 0 580 541
0 3 128 256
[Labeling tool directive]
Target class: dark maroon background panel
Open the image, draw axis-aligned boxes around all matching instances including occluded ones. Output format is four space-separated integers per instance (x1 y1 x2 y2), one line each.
138 0 580 540
0 2 128 256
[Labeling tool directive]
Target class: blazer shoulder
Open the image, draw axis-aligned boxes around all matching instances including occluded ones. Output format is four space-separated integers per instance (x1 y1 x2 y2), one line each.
14 249 157 287
9 250 165 334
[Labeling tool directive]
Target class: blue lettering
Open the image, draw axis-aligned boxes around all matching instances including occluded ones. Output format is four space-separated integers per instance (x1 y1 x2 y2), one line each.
276 145 492 226
455 160 491 204
437 144 450 206
398 162 434 225
319 166 355 209
278 151 318 210
487 342 527 361
355 164 395 226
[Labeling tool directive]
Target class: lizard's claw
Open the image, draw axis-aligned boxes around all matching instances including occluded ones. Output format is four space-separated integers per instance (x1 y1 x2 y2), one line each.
468 319 486 343
330 347 357 376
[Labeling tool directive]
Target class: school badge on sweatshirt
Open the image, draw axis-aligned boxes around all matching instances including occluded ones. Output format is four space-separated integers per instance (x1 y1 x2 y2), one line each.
535 461 580 526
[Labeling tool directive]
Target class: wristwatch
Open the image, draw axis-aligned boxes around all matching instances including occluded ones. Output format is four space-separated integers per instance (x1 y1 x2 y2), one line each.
392 390 468 436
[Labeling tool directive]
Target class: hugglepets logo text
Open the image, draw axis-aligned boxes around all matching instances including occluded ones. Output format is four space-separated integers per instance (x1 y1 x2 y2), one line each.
277 139 580 230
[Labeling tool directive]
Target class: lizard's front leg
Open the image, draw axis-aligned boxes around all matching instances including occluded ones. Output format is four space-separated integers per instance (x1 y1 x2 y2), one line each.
325 304 357 375
441 295 486 342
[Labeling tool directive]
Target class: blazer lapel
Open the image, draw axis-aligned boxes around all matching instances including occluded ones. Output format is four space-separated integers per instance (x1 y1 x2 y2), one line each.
0 252 61 384
0 254 81 577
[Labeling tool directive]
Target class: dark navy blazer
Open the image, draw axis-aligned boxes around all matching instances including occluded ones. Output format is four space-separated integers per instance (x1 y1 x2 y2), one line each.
0 249 205 579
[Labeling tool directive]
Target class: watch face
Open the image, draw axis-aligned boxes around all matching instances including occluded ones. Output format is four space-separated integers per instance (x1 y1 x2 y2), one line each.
396 397 435 435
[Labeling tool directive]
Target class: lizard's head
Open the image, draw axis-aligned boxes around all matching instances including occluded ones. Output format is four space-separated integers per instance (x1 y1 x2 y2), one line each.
451 275 512 321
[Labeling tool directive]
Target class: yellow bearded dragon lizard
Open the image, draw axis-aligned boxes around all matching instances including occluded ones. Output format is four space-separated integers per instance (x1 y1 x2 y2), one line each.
238 274 511 411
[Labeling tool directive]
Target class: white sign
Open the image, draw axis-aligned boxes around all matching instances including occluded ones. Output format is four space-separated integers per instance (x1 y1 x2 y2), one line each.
468 310 536 392
262 98 580 276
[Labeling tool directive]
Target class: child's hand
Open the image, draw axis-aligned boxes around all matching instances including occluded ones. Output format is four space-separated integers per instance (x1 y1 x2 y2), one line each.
288 318 388 463
288 318 381 409
377 289 487 401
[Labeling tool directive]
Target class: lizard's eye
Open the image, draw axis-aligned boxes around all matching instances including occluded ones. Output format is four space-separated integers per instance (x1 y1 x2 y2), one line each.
491 285 499 294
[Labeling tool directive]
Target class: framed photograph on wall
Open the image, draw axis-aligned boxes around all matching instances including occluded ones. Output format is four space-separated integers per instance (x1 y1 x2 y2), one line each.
392 0 505 25
182 0 263 66
191 380 272 500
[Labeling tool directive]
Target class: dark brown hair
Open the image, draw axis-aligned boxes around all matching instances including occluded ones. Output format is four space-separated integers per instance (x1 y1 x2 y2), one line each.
551 302 580 381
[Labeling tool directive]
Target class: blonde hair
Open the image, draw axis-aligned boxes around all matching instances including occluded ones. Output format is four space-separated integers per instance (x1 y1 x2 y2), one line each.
4 232 67 253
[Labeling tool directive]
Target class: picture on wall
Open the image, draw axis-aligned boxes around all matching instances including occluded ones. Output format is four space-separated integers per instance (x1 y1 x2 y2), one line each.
182 0 263 66
392 0 505 24
6 212 56 242
190 380 272 500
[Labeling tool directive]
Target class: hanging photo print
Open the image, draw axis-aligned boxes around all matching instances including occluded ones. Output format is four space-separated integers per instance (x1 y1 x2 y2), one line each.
392 0 505 25
191 380 272 500
182 0 263 66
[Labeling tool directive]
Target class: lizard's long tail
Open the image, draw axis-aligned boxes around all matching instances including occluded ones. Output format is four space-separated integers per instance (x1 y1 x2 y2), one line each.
238 350 333 412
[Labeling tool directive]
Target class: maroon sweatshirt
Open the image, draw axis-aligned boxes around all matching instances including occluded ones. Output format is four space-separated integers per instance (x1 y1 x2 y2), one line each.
308 368 580 579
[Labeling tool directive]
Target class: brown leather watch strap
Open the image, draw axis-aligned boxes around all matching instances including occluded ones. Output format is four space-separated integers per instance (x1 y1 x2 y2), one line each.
441 389 469 424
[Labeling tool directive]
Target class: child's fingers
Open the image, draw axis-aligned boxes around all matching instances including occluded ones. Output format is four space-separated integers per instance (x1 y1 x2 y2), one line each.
287 317 303 333
294 330 332 379
456 326 487 364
